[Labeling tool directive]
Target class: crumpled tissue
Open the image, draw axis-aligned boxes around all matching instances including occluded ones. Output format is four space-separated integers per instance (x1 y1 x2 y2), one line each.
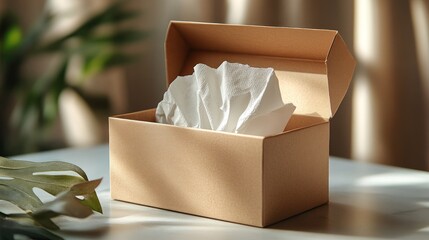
156 61 296 136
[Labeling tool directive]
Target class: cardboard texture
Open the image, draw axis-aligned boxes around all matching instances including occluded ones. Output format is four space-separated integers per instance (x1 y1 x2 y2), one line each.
109 21 356 227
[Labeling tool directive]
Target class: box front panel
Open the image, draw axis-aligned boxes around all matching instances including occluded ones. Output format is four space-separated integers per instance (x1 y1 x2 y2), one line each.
263 123 329 226
109 116 264 226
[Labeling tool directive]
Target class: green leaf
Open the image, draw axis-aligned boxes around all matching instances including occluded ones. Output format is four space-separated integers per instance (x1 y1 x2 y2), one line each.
10 57 69 132
1 179 102 231
81 49 141 78
42 90 58 125
104 52 141 68
0 156 104 216
85 30 148 45
38 0 141 52
0 12 20 56
0 157 103 233
1 212 59 231
1 180 102 232
83 50 112 76
3 25 22 52
6 9 54 64
0 216 63 240
32 179 102 220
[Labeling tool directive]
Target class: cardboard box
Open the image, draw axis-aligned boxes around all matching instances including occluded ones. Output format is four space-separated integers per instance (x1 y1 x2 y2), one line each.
109 21 355 227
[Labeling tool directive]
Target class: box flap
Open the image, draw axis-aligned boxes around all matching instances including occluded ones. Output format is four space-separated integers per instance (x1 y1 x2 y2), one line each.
165 21 355 119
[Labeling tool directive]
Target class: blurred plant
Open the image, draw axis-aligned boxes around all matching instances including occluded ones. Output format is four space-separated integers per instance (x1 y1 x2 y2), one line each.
0 0 146 155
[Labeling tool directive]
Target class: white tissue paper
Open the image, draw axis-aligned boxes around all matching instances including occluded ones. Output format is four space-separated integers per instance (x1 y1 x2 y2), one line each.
156 61 296 136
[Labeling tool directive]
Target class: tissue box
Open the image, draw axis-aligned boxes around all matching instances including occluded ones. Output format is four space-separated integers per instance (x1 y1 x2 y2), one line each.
109 21 355 227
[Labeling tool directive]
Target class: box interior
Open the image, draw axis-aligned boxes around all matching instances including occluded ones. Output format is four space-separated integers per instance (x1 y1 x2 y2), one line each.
165 22 351 120
181 51 330 120
115 109 326 135
113 22 355 137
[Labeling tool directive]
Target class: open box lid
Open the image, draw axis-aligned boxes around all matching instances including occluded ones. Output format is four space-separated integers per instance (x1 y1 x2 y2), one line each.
165 21 356 119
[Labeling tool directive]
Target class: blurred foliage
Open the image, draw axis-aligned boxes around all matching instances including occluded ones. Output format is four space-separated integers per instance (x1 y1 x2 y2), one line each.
0 0 146 155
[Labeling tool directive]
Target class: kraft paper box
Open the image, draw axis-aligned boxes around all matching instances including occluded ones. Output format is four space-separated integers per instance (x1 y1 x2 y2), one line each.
109 21 355 227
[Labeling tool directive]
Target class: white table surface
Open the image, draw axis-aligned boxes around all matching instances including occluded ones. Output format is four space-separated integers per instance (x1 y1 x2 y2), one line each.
3 145 429 240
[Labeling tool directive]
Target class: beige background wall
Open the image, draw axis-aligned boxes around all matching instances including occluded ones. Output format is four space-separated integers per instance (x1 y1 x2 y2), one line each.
2 0 429 170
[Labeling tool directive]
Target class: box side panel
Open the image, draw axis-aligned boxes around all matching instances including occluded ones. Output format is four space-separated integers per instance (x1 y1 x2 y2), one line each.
284 114 327 132
327 34 356 117
113 109 156 121
262 123 329 226
166 23 190 85
171 21 337 62
109 117 264 226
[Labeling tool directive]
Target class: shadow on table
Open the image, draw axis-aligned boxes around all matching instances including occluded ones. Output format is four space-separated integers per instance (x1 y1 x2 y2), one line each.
270 192 429 239
59 226 109 238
